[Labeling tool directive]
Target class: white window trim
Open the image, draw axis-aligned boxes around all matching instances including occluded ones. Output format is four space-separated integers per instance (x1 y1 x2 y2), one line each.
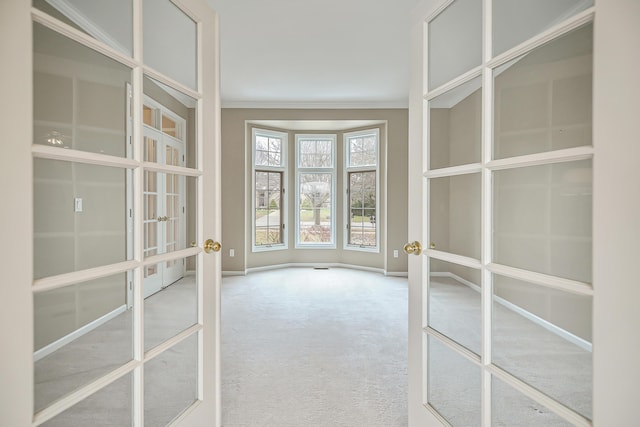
343 128 380 253
295 133 337 249
251 128 288 252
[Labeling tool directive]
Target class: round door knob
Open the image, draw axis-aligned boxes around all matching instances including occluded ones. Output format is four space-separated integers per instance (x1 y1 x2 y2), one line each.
204 239 221 253
403 241 422 256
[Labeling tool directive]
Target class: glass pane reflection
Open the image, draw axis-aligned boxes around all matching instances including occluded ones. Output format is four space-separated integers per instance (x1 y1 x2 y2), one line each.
33 23 132 157
429 77 482 170
34 159 131 279
429 259 481 355
33 0 133 57
493 0 594 57
143 0 197 90
493 160 592 283
494 24 593 159
41 373 132 427
428 0 482 90
34 273 132 412
429 173 481 259
145 256 198 351
143 76 197 169
492 375 573 427
145 334 198 425
493 274 592 419
428 335 481 426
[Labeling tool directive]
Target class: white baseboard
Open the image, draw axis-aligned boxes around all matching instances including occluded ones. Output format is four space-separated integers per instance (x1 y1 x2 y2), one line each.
222 270 247 277
430 272 592 352
243 263 387 276
385 271 409 277
34 304 127 362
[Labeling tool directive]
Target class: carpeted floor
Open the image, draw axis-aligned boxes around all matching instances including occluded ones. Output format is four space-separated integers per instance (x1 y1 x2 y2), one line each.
221 268 409 427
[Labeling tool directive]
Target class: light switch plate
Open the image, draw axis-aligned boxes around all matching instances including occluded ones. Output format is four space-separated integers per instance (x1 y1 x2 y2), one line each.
74 198 83 213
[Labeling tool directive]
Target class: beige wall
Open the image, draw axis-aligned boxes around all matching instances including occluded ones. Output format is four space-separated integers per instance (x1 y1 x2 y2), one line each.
427 27 593 341
221 108 409 274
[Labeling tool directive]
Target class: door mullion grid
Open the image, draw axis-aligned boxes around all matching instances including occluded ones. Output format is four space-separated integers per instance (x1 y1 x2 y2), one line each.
480 0 493 425
132 0 144 424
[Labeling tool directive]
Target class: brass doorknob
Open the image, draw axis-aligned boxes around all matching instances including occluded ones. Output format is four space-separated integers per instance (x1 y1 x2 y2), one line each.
204 239 221 253
403 241 422 256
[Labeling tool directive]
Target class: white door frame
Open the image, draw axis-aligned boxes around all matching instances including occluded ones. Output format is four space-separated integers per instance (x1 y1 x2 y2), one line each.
408 0 640 425
0 0 221 425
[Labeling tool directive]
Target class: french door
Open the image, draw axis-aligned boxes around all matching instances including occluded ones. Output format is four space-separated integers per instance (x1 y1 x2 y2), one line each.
407 0 640 426
0 0 221 426
143 111 187 297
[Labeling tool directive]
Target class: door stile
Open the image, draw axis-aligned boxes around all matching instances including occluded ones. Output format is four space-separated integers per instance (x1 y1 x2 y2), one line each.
131 0 144 423
480 0 493 423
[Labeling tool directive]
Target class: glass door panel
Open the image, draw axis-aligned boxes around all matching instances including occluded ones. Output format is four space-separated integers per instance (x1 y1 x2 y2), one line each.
492 274 593 419
493 0 594 57
429 259 481 355
493 159 593 283
33 0 133 57
493 24 594 159
144 75 197 169
143 0 198 90
492 375 573 426
429 173 481 259
428 0 482 90
428 335 481 426
33 23 132 157
429 76 482 170
33 159 131 279
144 334 198 425
41 373 133 427
144 255 198 352
34 272 133 412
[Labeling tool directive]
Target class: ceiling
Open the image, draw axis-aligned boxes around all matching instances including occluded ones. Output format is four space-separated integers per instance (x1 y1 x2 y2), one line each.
206 0 424 108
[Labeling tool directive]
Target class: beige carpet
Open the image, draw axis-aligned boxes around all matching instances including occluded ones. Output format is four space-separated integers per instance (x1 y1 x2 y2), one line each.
221 268 409 427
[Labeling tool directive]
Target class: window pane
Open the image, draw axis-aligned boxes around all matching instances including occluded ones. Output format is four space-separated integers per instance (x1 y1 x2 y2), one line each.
428 335 481 426
298 138 333 168
299 173 333 245
429 173 481 259
33 23 131 158
493 160 592 283
428 0 482 90
255 172 282 246
348 172 376 247
428 259 481 355
255 135 283 167
430 76 482 169
494 24 593 159
33 0 133 57
348 134 378 167
143 0 197 90
493 274 592 419
493 0 594 57
34 273 132 412
34 159 130 279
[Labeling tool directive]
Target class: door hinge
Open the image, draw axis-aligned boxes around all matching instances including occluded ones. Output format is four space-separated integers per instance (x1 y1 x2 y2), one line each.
282 223 285 230
129 281 133 291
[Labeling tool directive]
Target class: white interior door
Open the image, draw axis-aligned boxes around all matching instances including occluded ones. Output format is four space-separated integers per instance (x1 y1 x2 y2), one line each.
0 0 221 425
406 0 618 425
143 122 187 298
